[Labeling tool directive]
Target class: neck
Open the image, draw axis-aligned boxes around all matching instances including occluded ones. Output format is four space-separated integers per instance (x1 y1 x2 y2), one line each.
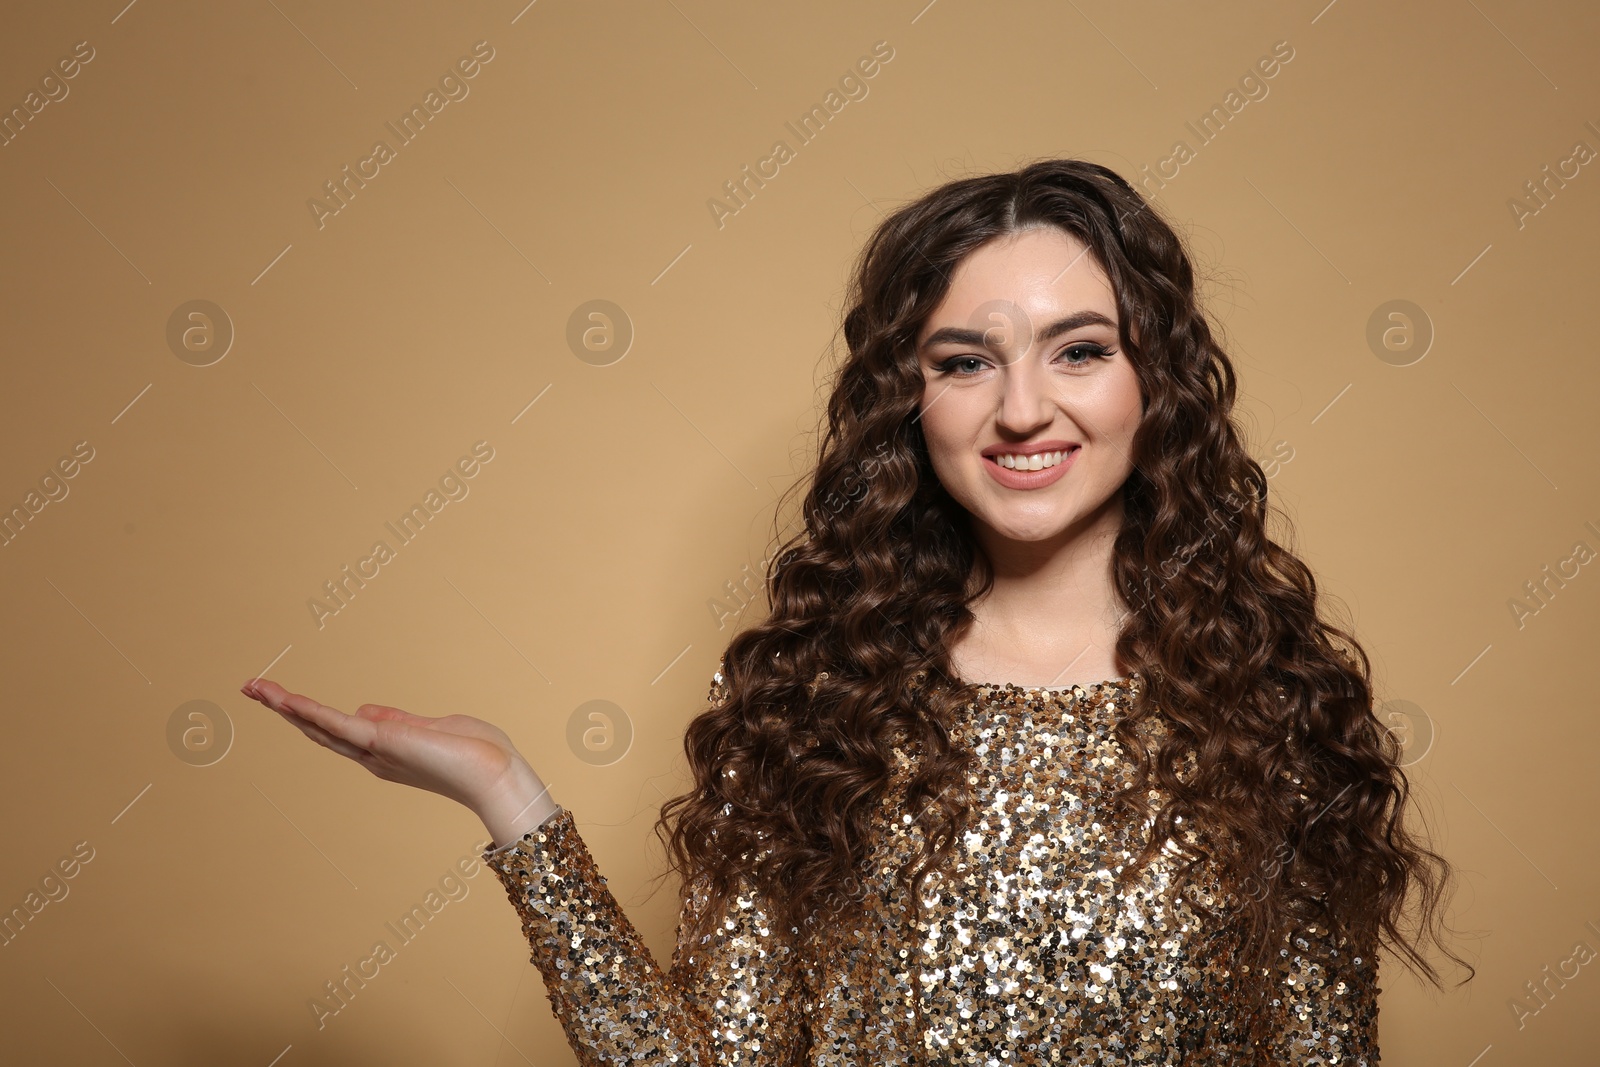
955 492 1129 686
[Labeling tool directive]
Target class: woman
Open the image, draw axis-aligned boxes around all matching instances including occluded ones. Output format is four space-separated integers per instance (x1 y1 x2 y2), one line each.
244 158 1469 1064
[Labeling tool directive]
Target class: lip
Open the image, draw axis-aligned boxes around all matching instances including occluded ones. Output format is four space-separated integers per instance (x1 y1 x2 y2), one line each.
982 444 1079 490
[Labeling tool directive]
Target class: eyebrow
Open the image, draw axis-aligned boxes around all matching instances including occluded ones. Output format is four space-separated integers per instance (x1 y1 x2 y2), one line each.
918 309 1118 352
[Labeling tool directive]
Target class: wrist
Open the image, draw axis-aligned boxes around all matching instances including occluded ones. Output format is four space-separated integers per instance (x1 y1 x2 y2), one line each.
474 762 558 848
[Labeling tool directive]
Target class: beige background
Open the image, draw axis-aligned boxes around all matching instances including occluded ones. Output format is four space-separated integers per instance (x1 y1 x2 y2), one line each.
1 0 1596 1062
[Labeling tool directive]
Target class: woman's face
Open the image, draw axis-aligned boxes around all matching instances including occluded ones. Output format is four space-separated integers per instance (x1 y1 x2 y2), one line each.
915 225 1144 546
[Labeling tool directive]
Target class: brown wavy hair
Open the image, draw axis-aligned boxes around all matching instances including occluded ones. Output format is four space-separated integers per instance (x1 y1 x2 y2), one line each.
653 157 1471 1006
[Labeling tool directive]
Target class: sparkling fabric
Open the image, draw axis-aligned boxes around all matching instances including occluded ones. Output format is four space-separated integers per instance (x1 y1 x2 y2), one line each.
483 668 1379 1065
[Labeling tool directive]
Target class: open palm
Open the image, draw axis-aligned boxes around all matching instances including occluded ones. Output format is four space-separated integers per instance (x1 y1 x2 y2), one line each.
241 677 538 824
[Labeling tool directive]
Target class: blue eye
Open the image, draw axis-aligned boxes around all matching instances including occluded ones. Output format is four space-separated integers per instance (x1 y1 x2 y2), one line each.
933 343 1113 377
937 356 988 376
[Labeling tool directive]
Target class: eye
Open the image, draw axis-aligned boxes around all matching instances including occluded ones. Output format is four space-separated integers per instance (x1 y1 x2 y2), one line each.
1058 342 1113 367
933 355 989 377
931 342 1116 379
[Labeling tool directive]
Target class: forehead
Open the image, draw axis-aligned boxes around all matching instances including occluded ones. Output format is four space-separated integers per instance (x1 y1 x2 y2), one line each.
917 226 1117 343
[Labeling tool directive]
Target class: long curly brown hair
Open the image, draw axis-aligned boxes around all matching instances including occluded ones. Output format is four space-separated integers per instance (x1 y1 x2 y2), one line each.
653 157 1471 1002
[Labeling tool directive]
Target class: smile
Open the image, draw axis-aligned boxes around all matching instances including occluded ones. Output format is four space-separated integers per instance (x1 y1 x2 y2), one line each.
988 449 1075 471
982 446 1080 489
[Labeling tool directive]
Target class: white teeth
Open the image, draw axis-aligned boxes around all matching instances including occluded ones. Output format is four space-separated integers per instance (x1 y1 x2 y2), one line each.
993 449 1072 470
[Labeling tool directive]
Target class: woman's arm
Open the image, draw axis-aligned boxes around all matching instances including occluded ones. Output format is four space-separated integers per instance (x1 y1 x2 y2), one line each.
483 804 808 1065
480 664 809 1064
242 668 808 1062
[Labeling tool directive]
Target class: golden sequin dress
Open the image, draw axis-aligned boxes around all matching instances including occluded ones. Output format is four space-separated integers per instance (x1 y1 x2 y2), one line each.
483 667 1379 1065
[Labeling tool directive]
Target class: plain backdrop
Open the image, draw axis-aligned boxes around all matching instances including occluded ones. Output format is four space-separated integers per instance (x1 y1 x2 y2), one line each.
1 0 1596 1063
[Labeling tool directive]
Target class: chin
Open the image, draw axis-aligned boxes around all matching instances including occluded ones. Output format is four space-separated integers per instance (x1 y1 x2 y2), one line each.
977 512 1078 542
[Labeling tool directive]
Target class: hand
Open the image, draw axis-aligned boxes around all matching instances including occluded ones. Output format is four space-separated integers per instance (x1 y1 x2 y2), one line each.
241 677 554 844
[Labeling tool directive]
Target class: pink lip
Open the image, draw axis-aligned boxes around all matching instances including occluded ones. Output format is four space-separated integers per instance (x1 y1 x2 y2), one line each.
983 445 1079 489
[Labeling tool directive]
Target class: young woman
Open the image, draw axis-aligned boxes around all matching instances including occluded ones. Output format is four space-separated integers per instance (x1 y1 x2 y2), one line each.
244 158 1469 1064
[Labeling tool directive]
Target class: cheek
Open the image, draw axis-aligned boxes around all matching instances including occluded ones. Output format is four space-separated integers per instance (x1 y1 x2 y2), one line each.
918 384 980 455
1096 368 1144 435
917 382 954 443
1112 392 1143 435
917 390 976 486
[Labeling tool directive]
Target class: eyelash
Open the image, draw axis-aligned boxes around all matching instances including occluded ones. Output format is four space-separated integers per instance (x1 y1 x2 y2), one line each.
933 342 1115 378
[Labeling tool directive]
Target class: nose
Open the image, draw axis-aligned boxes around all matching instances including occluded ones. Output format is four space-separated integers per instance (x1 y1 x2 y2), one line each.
994 346 1056 434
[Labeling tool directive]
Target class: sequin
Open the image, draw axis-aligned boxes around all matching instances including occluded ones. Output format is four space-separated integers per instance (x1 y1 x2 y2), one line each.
484 668 1379 1065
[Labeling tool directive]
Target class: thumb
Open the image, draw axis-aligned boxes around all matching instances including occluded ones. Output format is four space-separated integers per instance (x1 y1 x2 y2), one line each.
354 703 427 726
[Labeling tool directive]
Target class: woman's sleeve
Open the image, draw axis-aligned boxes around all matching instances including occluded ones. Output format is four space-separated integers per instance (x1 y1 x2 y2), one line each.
1260 920 1381 1065
481 665 808 1066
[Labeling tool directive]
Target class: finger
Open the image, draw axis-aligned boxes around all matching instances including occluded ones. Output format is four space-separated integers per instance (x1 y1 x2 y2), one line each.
248 682 381 750
241 676 285 701
354 703 431 727
274 707 370 762
256 682 336 720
